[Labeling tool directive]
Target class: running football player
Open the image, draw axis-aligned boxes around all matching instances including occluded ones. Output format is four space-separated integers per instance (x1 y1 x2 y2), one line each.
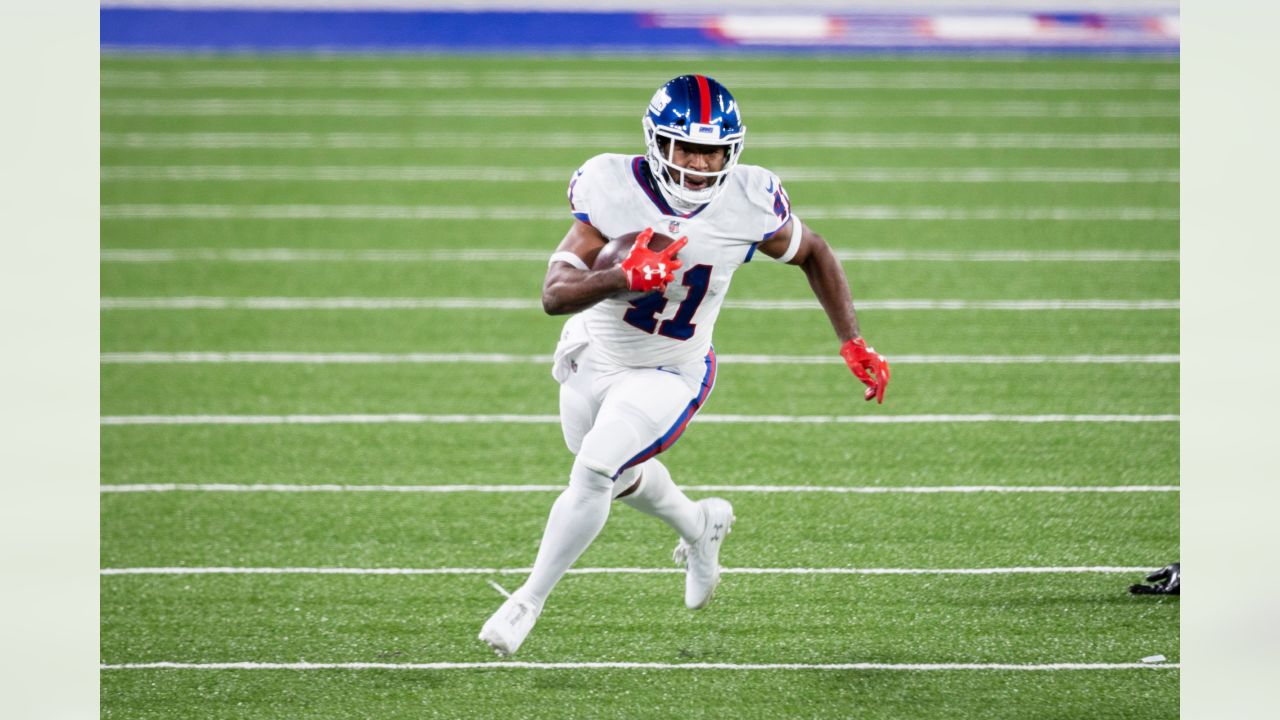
479 74 890 656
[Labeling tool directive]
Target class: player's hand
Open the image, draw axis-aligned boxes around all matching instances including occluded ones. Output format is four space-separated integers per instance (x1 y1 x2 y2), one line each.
620 227 688 293
1129 563 1180 595
839 337 890 404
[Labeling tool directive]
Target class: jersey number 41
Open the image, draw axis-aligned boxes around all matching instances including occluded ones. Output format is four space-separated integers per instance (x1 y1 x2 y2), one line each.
622 264 711 341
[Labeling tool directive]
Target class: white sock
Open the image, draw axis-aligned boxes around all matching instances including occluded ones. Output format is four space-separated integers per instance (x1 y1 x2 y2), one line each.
619 459 705 542
516 458 613 610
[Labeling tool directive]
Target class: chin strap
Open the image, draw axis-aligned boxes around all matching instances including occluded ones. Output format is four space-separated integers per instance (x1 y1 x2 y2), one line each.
655 179 702 215
647 160 711 214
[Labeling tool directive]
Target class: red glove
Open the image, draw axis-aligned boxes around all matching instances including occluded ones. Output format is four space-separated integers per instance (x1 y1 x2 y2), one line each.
620 228 688 293
840 337 891 404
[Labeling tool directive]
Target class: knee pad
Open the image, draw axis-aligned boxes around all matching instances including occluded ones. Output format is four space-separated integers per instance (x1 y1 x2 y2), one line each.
575 407 651 482
569 457 615 496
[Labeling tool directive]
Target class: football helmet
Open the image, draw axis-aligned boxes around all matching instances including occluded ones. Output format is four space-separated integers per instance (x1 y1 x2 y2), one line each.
642 74 746 207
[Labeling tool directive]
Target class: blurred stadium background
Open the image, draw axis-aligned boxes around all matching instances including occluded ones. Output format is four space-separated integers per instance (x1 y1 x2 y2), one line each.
99 1 1179 717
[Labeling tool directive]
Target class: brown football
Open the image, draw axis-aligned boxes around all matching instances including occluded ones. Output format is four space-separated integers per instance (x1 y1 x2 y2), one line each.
591 230 680 271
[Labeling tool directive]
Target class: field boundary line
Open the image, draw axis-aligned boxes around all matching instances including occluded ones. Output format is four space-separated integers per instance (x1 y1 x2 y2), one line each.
98 660 1179 671
99 566 1159 577
99 483 1179 494
98 352 1180 365
99 248 1181 263
99 414 1180 426
98 297 1181 311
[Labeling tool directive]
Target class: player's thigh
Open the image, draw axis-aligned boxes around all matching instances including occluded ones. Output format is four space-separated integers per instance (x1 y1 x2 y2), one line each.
576 369 697 479
559 383 595 456
558 346 604 456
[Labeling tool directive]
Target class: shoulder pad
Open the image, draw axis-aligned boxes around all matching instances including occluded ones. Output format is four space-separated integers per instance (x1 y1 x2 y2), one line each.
731 164 792 239
568 154 630 225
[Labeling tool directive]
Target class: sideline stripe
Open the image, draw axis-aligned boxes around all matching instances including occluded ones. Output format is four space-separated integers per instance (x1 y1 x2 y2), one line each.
98 132 1179 150
99 414 1179 426
99 165 1181 184
99 99 1180 119
99 566 1158 577
99 69 1179 90
98 297 1180 311
98 352 1180 365
99 483 1179 494
98 661 1179 671
98 205 1180 222
98 248 1181 263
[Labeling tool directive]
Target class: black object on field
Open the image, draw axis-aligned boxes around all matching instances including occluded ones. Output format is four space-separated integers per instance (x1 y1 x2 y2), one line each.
1129 563 1180 595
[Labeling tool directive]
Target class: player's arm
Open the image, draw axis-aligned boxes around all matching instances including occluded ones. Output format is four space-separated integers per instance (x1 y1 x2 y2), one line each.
758 218 891 403
541 220 628 315
758 218 860 340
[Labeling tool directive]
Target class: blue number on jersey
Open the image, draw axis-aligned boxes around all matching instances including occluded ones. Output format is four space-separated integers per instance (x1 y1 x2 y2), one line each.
622 292 667 334
658 265 711 340
622 264 712 341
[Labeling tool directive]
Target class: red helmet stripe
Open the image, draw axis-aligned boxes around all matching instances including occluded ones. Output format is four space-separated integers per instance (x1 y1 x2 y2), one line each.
695 75 711 124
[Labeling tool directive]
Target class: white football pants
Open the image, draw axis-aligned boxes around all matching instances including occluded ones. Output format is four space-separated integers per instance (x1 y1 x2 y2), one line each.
512 328 716 611
558 342 717 485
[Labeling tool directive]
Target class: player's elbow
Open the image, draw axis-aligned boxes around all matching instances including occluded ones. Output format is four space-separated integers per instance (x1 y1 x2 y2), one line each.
541 287 570 315
800 231 835 269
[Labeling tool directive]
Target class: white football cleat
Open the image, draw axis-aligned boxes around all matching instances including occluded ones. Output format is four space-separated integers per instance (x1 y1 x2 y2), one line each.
672 498 735 609
478 594 540 657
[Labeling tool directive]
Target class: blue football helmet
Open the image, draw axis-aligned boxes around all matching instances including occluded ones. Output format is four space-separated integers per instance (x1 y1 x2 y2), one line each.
642 74 746 206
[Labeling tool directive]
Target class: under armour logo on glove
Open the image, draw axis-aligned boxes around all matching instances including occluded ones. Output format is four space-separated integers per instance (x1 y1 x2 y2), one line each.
621 228 688 293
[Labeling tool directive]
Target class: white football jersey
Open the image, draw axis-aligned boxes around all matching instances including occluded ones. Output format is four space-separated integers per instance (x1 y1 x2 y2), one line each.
563 153 793 368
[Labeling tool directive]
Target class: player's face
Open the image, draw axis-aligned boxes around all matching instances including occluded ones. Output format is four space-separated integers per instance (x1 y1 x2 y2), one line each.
667 140 728 191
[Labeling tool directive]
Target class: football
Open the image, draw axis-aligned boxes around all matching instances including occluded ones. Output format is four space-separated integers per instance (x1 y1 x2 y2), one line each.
591 230 681 271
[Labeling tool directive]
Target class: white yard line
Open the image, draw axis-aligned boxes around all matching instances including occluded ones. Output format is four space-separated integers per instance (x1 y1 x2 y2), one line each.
98 352 1179 365
485 71 1182 91
99 69 1179 90
99 132 1179 149
98 165 1180 184
99 99 1180 118
99 483 1179 494
100 248 563 261
99 566 1158 576
98 660 1179 671
98 297 1180 311
98 247 1181 263
101 351 557 364
98 414 1179 426
822 249 1179 261
98 204 1180 221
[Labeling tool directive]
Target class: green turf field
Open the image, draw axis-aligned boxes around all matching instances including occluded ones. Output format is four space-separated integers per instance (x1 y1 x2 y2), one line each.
100 53 1179 719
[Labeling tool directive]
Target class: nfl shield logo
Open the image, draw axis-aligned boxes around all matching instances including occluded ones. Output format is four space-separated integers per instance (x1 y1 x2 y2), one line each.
667 221 681 235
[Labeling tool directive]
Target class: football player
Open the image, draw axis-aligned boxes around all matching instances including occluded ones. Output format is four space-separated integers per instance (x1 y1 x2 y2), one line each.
479 74 890 656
